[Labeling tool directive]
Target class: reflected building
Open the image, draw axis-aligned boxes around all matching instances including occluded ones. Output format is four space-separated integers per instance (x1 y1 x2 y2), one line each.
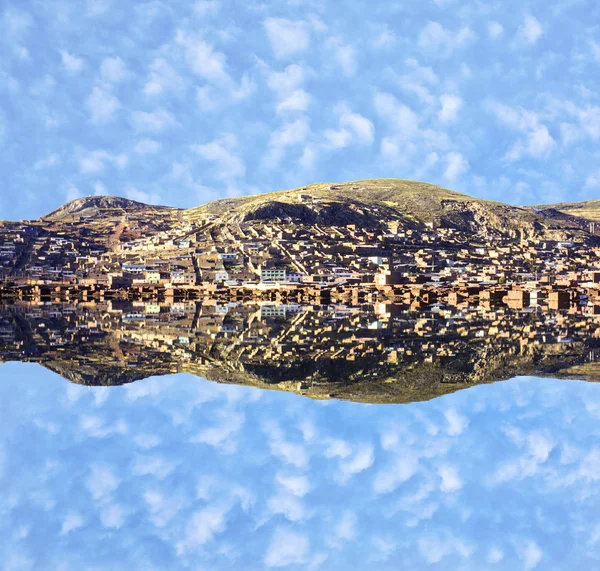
1 298 600 403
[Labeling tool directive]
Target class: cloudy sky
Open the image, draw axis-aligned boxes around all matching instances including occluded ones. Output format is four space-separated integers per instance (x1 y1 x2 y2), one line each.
2 365 600 570
2 0 600 220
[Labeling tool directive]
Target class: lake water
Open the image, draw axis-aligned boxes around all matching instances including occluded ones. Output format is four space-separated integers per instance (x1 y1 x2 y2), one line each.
1 363 599 570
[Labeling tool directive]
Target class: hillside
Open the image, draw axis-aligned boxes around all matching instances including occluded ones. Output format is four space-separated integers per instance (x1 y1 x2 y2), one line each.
534 199 600 223
43 195 177 221
183 178 588 240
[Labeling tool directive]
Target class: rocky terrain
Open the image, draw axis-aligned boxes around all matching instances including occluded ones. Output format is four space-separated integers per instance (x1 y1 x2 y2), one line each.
183 179 592 241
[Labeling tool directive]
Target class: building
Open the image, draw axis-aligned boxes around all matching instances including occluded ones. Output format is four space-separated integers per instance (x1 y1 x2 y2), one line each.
261 268 287 283
375 271 404 286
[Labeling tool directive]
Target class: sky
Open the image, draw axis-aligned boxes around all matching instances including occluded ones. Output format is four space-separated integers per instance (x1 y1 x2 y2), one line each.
1 365 600 570
2 0 600 220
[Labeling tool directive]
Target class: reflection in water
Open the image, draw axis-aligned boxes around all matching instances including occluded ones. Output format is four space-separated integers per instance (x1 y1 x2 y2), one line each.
1 301 600 403
1 363 599 569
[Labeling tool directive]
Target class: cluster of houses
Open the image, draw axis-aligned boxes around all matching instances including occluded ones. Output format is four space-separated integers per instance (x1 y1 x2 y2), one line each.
2 299 599 391
2 198 600 313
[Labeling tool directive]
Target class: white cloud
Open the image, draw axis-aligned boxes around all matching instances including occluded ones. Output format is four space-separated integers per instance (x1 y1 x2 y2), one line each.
444 151 469 181
193 0 220 16
134 138 161 155
267 64 311 114
132 454 176 480
324 438 352 459
33 153 60 170
264 528 309 567
144 489 183 528
195 75 255 112
374 92 420 137
93 182 108 195
526 125 555 158
518 14 543 45
132 107 177 132
230 73 255 102
445 408 468 435
439 94 463 123
13 45 30 61
373 25 396 49
505 125 555 161
191 409 245 449
323 128 352 149
374 454 418 494
584 169 600 189
144 58 186 96
195 86 220 112
323 104 374 150
79 150 127 174
327 37 357 77
392 58 439 105
87 0 111 16
487 546 504 564
339 444 374 480
276 473 310 497
125 186 161 204
134 433 161 448
100 56 126 83
590 40 600 63
336 103 374 144
490 429 555 484
175 31 231 85
191 134 245 182
177 504 231 552
519 540 543 570
60 513 84 535
79 414 123 438
267 64 307 93
86 86 120 124
60 50 85 73
439 464 463 492
488 21 504 39
277 89 311 114
65 183 82 202
86 464 120 500
267 492 306 522
4 9 33 38
100 503 126 529
263 119 311 169
330 511 357 547
264 18 310 60
418 535 474 564
486 101 556 160
418 22 475 54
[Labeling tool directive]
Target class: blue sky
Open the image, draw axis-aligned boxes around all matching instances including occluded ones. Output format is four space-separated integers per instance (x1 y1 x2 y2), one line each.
2 364 600 570
2 0 600 220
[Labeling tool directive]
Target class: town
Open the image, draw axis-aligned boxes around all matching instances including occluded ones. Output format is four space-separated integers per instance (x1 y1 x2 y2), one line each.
1 181 600 317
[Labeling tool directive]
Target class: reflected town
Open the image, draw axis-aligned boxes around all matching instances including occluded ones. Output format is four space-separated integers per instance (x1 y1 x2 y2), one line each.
2 295 600 403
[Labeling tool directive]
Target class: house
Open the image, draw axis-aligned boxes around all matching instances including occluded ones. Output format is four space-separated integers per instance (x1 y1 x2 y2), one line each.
261 268 287 283
375 271 404 286
297 193 313 203
145 271 161 284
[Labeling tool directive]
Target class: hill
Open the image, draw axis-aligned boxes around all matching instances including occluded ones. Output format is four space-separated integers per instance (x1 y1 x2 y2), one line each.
43 195 176 221
534 199 600 223
183 178 588 240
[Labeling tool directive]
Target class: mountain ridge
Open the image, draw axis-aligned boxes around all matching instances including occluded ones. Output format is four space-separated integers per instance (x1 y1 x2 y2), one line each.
32 178 600 232
42 195 177 221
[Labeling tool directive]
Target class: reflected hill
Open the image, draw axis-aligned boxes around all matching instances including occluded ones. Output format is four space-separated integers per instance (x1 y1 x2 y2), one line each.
2 300 600 403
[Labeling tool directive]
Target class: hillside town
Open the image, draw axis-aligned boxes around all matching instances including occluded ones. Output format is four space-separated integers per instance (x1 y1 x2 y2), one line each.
1 189 600 317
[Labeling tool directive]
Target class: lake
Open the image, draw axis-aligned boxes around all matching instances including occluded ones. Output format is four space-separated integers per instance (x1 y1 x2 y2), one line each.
1 363 599 570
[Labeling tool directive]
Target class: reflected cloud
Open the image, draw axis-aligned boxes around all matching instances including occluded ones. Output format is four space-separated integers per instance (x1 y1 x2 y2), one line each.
1 363 600 568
